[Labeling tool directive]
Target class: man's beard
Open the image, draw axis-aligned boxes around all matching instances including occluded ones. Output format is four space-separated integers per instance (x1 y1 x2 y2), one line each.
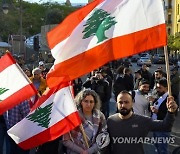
157 91 165 97
118 108 132 116
140 90 148 95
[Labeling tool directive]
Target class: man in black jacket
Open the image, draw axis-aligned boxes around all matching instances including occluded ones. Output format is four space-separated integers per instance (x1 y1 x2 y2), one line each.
150 79 169 154
83 71 111 117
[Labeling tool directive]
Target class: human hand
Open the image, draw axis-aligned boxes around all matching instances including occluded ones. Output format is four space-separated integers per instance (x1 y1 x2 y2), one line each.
147 96 155 102
80 150 88 154
166 96 178 113
150 106 158 113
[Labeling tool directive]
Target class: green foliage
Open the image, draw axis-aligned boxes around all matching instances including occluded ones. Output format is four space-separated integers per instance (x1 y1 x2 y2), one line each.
0 0 77 41
168 33 180 51
26 103 53 128
45 9 63 25
82 9 117 43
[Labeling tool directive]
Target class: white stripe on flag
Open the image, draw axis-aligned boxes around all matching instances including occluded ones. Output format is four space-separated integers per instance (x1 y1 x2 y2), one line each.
8 86 77 144
0 64 31 100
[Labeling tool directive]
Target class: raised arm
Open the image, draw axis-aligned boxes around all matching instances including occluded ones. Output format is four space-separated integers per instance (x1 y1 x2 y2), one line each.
149 96 178 132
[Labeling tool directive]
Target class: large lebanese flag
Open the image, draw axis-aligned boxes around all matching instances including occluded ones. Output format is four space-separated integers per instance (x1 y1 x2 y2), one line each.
47 0 166 88
8 83 81 150
0 53 37 114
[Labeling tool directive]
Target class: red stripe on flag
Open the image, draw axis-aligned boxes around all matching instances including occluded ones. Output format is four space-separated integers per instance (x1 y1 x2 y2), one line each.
0 84 37 115
47 0 104 49
18 111 81 150
47 24 166 88
0 53 16 72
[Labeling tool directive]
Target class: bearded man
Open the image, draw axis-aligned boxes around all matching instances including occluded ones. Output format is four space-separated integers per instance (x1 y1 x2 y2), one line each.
104 88 177 154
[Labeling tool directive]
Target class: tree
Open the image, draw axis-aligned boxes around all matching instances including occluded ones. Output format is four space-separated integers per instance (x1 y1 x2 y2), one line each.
45 9 63 25
168 33 180 51
83 9 117 43
0 0 77 41
26 103 53 128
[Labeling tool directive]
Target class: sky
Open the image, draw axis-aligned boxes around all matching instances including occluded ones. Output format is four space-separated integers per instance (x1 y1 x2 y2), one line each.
23 0 88 4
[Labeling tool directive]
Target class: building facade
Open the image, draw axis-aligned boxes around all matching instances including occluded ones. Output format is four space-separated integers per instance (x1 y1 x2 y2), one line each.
172 0 180 35
164 0 180 35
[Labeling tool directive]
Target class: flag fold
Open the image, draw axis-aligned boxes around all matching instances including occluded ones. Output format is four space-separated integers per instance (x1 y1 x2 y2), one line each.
47 0 167 88
0 53 37 114
7 83 81 150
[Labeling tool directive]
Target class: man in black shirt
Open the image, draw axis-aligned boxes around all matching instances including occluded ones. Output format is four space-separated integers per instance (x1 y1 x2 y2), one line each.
105 91 177 154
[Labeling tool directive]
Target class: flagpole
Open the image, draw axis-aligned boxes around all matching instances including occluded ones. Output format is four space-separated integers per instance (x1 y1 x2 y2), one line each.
163 46 175 113
5 50 33 86
11 53 41 97
68 84 89 148
163 46 172 96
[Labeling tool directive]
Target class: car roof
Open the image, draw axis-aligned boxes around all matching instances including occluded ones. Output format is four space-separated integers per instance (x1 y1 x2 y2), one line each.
140 57 149 59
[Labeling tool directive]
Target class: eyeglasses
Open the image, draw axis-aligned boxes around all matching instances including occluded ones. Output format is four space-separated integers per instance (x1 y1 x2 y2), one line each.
82 99 95 104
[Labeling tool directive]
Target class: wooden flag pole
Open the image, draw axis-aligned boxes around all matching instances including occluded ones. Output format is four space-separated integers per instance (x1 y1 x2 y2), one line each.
163 46 172 96
79 124 89 148
68 84 89 148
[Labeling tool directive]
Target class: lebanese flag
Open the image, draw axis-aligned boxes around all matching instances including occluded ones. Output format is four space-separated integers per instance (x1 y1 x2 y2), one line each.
47 0 167 88
7 83 81 150
0 53 37 114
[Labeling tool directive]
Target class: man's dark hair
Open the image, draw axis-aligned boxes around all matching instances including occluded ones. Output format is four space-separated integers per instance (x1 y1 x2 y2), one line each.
118 90 132 98
139 79 150 86
124 68 131 74
157 78 168 87
155 69 163 75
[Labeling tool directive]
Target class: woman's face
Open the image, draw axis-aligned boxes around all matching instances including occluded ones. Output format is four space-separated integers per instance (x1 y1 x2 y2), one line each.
81 95 95 113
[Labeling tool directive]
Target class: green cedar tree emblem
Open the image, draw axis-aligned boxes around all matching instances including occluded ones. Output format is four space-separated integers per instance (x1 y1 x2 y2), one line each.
0 88 9 101
26 103 53 128
82 9 117 43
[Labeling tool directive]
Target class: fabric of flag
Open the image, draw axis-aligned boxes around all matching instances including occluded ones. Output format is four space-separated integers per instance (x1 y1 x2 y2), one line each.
46 0 167 88
0 53 37 115
7 83 81 150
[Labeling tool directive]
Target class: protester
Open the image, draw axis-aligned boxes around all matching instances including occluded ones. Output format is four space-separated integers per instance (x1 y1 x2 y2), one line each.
105 90 177 154
150 79 170 154
30 68 47 95
82 71 111 118
113 65 125 99
170 67 179 106
138 64 152 87
134 70 143 90
151 69 166 89
131 79 151 116
3 100 30 154
73 78 83 96
38 61 49 79
24 68 32 78
0 115 9 154
123 67 134 91
63 89 108 154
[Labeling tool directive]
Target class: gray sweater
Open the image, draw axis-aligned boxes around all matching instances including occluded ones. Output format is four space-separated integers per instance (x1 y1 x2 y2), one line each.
106 112 175 154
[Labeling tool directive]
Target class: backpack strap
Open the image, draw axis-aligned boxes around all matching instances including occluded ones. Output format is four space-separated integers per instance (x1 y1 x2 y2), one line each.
130 90 136 103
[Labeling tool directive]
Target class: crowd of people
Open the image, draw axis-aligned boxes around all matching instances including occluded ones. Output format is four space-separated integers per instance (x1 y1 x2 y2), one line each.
0 56 179 154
